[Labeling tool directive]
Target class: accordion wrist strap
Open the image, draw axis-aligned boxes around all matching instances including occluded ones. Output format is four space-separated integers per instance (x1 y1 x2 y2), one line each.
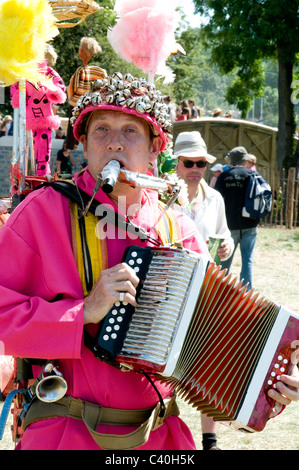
22 394 179 450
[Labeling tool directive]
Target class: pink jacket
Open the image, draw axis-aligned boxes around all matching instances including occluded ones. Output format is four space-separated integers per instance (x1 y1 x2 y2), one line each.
0 170 210 450
10 61 66 131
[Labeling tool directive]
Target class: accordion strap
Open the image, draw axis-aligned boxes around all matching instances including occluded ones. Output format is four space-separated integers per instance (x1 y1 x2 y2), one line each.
22 394 179 450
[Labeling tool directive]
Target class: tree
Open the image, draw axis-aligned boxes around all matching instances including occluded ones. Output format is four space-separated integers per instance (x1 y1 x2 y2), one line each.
193 0 299 169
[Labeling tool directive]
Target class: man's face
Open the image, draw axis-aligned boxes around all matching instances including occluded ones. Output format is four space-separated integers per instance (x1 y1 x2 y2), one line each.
80 110 162 183
176 157 207 185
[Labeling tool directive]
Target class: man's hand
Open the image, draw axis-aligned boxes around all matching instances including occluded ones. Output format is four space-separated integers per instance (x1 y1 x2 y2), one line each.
83 263 140 325
217 240 231 260
268 341 299 417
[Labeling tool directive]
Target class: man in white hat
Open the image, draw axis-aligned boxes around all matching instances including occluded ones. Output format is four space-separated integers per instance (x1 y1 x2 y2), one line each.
175 131 234 264
174 130 234 450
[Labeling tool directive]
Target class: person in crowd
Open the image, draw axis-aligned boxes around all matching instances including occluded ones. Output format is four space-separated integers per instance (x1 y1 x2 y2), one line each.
174 131 234 450
222 153 232 171
215 146 258 290
56 140 75 176
224 110 233 118
247 154 257 171
209 163 223 188
10 44 66 175
212 107 223 118
65 37 107 153
176 106 190 121
0 199 9 229
55 126 66 139
0 115 13 136
163 95 176 123
175 131 233 264
188 99 199 119
180 99 188 110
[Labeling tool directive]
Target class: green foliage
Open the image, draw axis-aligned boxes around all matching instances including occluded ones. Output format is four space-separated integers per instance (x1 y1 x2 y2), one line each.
193 0 299 115
157 150 177 176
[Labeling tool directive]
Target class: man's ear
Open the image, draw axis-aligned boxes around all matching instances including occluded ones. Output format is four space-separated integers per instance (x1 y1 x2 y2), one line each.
79 134 88 159
149 136 163 163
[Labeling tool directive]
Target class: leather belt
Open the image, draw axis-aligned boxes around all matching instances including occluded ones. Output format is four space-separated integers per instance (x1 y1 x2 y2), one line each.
22 394 180 450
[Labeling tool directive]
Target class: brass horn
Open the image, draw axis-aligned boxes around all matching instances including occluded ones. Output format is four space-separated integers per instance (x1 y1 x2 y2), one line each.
36 363 67 403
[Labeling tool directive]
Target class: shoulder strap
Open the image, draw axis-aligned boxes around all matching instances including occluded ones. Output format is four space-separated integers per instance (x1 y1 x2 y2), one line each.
38 181 181 292
156 201 182 245
39 181 157 244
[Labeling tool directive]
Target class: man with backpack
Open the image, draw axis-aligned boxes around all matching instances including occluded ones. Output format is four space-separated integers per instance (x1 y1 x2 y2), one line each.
215 146 272 290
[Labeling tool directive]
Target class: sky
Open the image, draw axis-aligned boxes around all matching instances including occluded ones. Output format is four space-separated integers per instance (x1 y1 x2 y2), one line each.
178 0 204 28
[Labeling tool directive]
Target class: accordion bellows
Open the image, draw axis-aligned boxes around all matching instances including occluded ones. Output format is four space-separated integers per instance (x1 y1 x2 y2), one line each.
95 246 299 433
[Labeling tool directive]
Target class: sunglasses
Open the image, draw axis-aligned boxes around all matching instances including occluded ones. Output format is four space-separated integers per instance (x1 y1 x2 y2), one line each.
179 159 207 168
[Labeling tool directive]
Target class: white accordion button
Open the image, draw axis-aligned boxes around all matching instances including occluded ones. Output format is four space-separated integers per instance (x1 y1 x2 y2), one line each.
131 251 137 257
103 335 109 341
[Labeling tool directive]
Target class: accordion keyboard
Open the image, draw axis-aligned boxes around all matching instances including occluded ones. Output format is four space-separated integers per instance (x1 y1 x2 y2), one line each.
96 246 199 363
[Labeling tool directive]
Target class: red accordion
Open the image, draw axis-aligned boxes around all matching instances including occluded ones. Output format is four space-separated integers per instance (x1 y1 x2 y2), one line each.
96 246 299 432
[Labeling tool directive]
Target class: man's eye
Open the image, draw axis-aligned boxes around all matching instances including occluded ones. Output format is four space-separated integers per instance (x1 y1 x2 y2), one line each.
95 126 106 131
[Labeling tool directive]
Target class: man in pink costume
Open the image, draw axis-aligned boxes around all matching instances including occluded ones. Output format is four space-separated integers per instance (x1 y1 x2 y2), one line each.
0 73 298 451
10 45 66 175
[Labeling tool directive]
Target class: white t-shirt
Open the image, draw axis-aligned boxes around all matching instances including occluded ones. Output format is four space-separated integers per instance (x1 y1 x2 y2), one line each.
175 179 234 260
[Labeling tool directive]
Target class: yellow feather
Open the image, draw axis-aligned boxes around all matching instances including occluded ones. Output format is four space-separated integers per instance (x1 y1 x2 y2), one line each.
0 0 59 87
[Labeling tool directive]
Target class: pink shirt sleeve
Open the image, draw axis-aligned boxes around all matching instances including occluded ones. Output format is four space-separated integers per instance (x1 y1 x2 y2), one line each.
0 187 84 359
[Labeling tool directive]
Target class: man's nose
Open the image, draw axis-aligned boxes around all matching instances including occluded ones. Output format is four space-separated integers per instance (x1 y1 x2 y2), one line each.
107 132 124 152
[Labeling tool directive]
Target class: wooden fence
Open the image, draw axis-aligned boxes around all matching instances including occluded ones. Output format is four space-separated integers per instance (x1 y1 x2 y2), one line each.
260 167 299 229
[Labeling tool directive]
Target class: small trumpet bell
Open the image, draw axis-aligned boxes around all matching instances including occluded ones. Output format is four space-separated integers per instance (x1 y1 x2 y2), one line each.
36 363 68 403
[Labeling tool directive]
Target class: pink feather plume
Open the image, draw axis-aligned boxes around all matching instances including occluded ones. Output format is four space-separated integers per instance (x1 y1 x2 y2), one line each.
108 0 182 83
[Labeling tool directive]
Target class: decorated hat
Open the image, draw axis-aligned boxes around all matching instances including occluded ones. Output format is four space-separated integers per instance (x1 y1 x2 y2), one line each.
71 72 173 152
